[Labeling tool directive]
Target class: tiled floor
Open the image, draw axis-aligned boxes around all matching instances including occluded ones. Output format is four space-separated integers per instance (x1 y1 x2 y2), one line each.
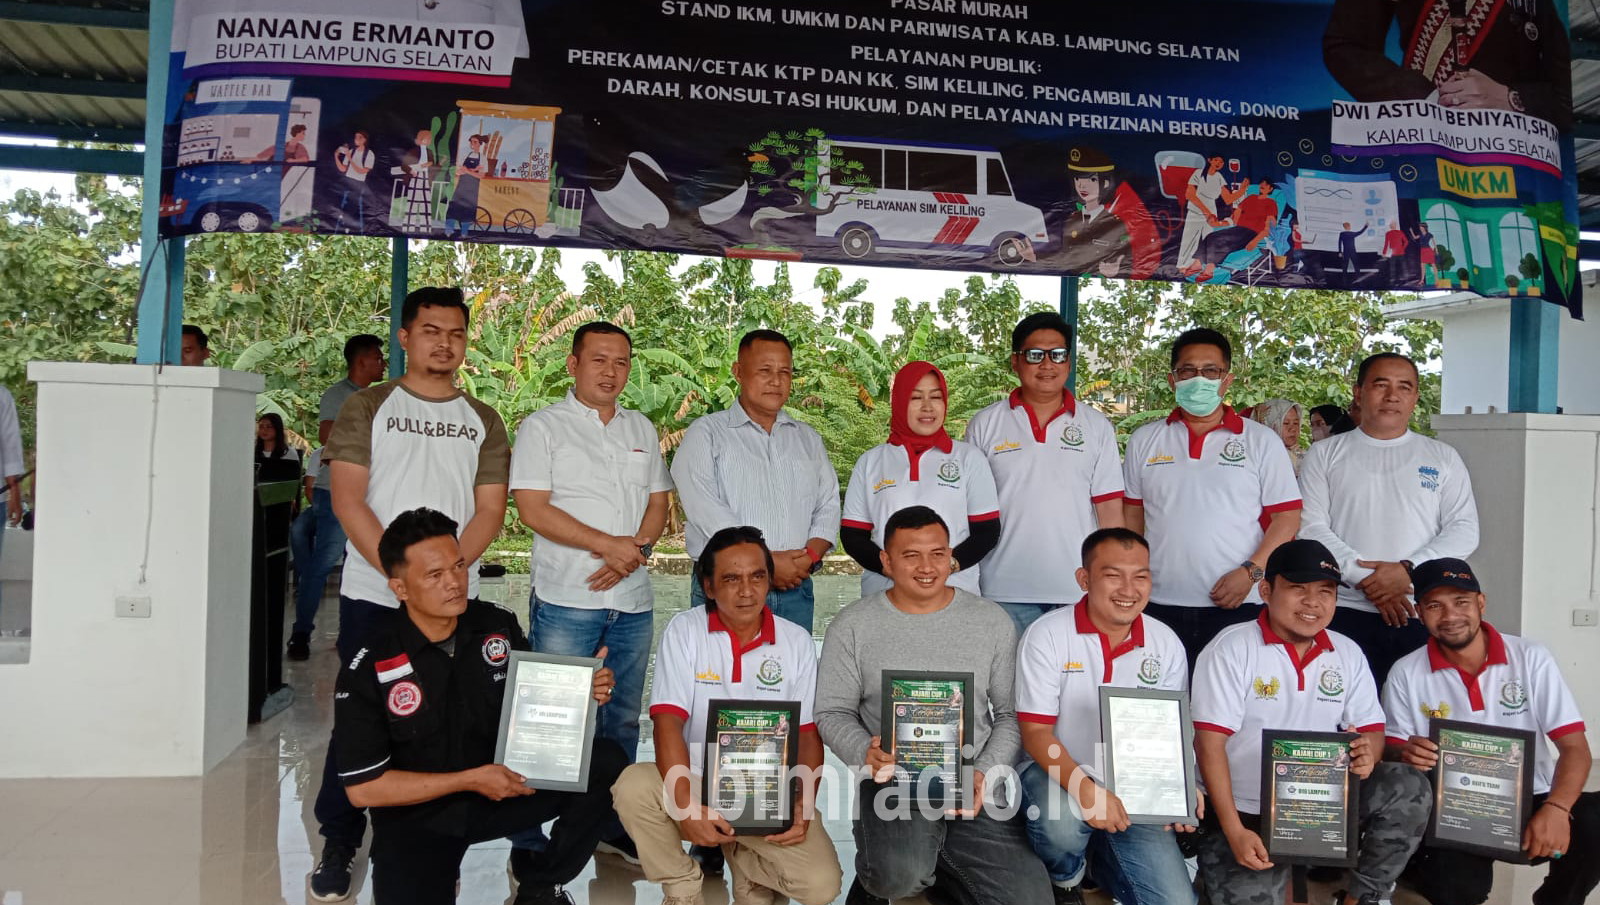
0 577 1590 904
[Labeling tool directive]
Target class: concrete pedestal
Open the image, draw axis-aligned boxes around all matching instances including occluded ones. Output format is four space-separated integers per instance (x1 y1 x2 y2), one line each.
0 363 264 777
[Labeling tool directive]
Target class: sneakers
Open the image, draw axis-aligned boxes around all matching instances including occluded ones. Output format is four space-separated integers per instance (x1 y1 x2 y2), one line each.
845 878 888 905
595 834 641 866
1330 889 1390 905
286 632 310 661
308 841 356 902
731 872 778 905
690 843 724 876
512 884 575 905
1050 883 1087 905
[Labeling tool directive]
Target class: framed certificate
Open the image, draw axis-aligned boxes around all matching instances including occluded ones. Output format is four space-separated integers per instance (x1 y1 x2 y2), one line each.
1425 719 1537 862
1099 687 1197 825
881 670 974 810
701 699 802 835
1259 730 1359 867
493 652 600 792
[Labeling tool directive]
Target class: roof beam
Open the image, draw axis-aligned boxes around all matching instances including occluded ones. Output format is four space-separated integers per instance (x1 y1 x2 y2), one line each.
1581 206 1600 229
1577 117 1600 141
0 73 146 99
0 1 148 29
1581 239 1600 260
1574 37 1600 61
0 143 142 176
0 120 143 143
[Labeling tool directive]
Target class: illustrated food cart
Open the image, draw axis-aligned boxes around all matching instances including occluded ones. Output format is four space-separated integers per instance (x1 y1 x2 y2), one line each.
454 101 563 235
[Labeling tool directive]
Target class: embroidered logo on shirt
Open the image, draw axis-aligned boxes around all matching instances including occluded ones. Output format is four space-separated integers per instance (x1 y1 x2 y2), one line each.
873 477 897 494
757 658 783 686
1145 454 1174 466
1253 676 1282 700
695 669 722 682
1138 656 1162 685
1060 424 1085 448
374 653 414 684
1063 660 1086 673
1420 700 1452 720
481 634 510 666
1418 466 1440 492
1317 668 1345 697
387 680 423 716
992 441 1021 455
1499 679 1528 710
1220 439 1247 464
937 460 962 483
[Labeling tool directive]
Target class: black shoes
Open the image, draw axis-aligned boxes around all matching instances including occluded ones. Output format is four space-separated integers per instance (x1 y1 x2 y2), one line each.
308 841 356 901
689 843 724 876
845 878 889 905
513 884 575 905
1050 884 1087 905
286 632 311 661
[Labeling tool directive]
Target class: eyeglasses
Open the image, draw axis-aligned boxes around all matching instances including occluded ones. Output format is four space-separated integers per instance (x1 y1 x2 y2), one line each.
1015 348 1069 364
1172 365 1228 380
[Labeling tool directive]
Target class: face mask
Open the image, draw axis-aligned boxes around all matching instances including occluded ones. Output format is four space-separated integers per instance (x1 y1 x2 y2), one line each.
1174 376 1224 417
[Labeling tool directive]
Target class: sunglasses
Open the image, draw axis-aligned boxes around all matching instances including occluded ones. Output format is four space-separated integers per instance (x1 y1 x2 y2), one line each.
1014 348 1070 364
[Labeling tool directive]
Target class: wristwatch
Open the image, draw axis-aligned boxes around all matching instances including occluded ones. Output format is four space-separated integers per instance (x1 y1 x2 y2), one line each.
1400 559 1415 578
638 542 654 559
1242 559 1264 582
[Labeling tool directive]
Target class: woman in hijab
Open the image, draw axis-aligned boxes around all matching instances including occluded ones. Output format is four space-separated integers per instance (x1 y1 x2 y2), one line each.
1252 398 1305 475
840 361 1002 596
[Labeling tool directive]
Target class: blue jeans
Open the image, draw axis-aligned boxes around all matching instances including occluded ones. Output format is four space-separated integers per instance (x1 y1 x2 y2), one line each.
1019 762 1197 904
510 594 653 849
997 602 1063 637
291 489 347 636
315 595 397 847
690 568 815 632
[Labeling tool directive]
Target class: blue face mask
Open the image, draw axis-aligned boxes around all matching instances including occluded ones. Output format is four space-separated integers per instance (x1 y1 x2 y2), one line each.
1174 376 1224 417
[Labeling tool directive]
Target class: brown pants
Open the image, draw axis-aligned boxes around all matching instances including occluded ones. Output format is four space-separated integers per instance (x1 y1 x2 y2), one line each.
612 762 843 903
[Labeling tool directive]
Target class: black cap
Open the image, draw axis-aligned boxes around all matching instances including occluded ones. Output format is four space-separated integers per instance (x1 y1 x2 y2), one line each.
1067 146 1114 174
1265 539 1345 585
1412 558 1481 598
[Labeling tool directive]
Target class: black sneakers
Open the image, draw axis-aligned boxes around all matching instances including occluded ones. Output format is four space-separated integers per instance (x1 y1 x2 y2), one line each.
286 632 311 661
513 884 575 905
308 841 356 902
844 878 889 905
1051 884 1087 905
690 843 724 876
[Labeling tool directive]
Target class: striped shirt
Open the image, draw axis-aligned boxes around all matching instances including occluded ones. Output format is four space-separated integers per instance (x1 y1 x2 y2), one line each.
671 401 840 558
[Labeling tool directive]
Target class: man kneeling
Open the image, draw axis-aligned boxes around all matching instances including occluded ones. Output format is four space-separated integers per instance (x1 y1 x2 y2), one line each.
335 507 626 905
613 526 842 905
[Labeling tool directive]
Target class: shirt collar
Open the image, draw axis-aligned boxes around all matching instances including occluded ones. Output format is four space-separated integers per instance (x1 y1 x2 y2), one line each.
1255 608 1334 657
1072 595 1146 654
396 605 463 656
1008 386 1077 418
1165 404 1245 433
706 604 778 648
1426 621 1509 673
731 399 793 430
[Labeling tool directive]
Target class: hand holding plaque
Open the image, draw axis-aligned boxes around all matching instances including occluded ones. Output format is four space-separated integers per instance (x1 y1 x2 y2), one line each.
1099 687 1198 825
703 698 801 835
1424 719 1536 862
1259 730 1359 867
880 670 975 811
494 652 601 792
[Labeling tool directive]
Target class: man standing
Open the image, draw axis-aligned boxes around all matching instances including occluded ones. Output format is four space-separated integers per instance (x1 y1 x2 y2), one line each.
510 321 672 861
1383 558 1599 905
1015 528 1195 905
313 287 511 901
1123 328 1301 665
1299 352 1479 687
288 333 386 661
1191 539 1431 905
816 505 1051 905
180 324 211 366
613 526 842 905
336 507 625 905
672 329 839 632
965 312 1123 634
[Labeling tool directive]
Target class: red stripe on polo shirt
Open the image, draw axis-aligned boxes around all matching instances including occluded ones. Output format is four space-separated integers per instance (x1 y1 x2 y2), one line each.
1018 712 1058 725
969 510 1000 522
800 723 818 733
649 704 690 722
841 519 874 531
1257 610 1334 691
1262 500 1303 515
1090 490 1125 504
1386 736 1409 747
1074 596 1145 682
706 605 778 683
1550 721 1586 739
1195 722 1235 736
1426 621 1510 712
1008 388 1077 443
1354 723 1385 734
1124 496 1144 507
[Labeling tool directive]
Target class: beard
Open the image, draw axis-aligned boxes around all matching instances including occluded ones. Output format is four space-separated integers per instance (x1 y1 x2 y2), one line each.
1434 624 1480 650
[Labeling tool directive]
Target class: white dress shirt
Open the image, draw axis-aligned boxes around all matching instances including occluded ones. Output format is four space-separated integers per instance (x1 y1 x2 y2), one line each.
671 401 840 559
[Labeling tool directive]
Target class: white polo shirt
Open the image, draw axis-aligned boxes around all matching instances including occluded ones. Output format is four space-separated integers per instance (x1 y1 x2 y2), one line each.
1191 611 1385 813
964 389 1124 604
1382 623 1585 795
1016 599 1188 782
1123 408 1301 608
842 440 1000 596
510 392 673 613
648 605 818 776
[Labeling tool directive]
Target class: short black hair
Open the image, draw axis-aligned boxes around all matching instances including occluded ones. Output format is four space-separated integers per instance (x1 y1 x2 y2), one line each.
883 505 950 548
698 526 776 592
1011 311 1073 353
182 324 208 348
1355 351 1419 386
1081 527 1150 569
1309 404 1345 425
572 321 633 356
1170 327 1232 369
343 334 383 366
400 287 470 330
738 329 792 352
378 507 460 578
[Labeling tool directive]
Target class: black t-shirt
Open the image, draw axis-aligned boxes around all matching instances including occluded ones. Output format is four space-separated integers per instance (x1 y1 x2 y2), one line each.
334 600 528 830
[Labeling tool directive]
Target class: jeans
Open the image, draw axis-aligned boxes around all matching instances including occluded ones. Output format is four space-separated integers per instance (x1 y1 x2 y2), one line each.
1142 602 1261 673
1018 762 1197 904
509 594 654 849
690 567 815 633
1406 790 1600 905
314 595 398 848
852 778 1052 905
996 602 1062 637
1328 607 1429 690
291 489 347 636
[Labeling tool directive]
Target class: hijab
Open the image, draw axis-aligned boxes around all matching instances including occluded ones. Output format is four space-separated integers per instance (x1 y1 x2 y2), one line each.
1253 398 1304 473
888 361 953 475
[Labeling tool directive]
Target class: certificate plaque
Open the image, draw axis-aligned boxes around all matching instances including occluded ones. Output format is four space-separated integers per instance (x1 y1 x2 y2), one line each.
1099 687 1197 824
1259 730 1359 867
493 652 599 792
702 699 801 834
1425 719 1536 862
881 670 974 809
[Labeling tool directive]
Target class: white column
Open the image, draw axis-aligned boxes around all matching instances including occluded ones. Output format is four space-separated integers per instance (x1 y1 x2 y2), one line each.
0 363 264 777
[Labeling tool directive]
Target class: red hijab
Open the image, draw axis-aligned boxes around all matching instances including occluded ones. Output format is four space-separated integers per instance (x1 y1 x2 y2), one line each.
888 361 954 477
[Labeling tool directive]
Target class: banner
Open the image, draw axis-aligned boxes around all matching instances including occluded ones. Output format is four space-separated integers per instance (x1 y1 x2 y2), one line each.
159 0 1582 313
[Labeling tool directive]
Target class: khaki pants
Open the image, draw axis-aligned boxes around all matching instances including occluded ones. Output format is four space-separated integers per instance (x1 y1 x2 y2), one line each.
612 762 843 903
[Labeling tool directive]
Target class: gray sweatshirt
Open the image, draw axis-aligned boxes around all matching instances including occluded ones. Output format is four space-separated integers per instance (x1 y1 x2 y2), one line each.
815 589 1021 773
